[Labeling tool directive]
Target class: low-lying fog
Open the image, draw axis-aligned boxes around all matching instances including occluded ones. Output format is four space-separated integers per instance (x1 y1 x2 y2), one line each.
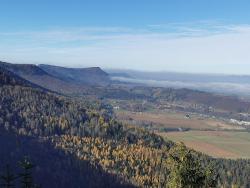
107 70 250 98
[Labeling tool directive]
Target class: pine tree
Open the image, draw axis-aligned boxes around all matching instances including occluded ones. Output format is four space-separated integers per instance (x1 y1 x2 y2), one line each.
18 157 35 188
0 165 17 188
167 142 217 188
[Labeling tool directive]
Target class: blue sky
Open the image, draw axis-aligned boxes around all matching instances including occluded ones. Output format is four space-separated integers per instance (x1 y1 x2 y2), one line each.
1 0 250 74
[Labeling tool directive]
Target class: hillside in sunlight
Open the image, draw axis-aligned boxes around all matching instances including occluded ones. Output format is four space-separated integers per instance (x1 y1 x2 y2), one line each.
0 64 249 187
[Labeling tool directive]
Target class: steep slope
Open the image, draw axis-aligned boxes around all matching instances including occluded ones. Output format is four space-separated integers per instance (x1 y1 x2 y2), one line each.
0 66 50 92
0 70 137 187
0 127 134 188
39 64 110 86
0 66 32 86
0 61 47 76
0 61 111 88
0 61 100 94
0 93 168 187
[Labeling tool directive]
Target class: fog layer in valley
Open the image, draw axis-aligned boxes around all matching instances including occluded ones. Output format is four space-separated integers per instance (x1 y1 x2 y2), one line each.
108 70 250 98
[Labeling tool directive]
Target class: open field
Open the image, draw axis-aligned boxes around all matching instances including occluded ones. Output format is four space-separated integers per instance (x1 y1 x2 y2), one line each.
159 131 250 159
116 110 250 159
116 110 245 131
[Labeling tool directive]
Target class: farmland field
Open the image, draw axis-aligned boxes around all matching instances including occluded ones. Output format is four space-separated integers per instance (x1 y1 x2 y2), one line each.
116 110 250 159
116 110 245 131
159 131 250 159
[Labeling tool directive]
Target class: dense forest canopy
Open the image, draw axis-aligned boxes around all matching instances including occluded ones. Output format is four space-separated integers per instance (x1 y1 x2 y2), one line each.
0 65 249 187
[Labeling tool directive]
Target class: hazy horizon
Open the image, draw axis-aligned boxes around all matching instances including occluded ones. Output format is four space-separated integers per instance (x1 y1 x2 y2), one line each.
3 60 250 76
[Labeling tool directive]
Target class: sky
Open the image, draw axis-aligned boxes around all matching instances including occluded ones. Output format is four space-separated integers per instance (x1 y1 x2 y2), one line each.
1 0 250 74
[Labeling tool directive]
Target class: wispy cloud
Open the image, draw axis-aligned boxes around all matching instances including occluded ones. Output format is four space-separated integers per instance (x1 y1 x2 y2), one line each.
1 22 250 74
0 21 243 46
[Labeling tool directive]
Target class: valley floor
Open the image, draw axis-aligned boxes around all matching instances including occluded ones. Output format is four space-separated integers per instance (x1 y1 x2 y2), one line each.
115 109 250 159
160 131 250 159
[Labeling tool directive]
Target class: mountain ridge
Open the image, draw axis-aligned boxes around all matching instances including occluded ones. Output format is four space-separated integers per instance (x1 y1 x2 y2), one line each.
0 61 111 94
39 64 110 85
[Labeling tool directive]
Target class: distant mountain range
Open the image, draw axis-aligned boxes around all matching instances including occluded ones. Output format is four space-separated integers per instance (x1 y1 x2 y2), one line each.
39 64 110 85
0 61 111 95
2 61 250 114
4 60 250 98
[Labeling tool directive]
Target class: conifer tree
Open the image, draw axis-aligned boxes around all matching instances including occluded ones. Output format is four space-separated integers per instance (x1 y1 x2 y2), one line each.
0 165 17 188
19 157 35 188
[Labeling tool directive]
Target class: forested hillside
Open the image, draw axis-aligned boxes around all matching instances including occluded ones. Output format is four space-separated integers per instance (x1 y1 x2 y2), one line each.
0 61 110 95
0 127 133 188
0 66 249 187
0 66 35 87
